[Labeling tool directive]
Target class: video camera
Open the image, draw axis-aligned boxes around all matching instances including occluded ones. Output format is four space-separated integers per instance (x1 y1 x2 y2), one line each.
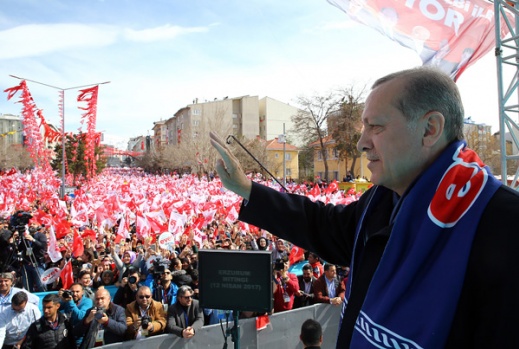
10 211 32 233
152 259 166 275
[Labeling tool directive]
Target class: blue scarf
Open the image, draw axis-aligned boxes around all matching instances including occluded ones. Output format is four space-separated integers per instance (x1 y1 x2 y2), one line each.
346 141 501 348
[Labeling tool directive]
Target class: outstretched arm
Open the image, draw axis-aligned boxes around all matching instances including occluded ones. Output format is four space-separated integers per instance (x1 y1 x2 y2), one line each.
209 132 252 200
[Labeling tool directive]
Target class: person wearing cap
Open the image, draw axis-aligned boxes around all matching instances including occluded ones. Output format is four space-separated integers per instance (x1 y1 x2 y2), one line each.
0 272 39 315
0 291 41 349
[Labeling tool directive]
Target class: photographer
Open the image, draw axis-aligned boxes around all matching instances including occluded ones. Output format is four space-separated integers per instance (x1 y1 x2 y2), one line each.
113 267 140 309
59 283 94 346
76 288 126 348
18 223 47 292
125 286 166 340
272 257 299 313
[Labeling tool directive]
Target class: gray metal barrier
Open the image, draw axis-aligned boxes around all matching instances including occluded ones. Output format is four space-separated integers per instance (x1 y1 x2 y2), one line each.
102 303 341 349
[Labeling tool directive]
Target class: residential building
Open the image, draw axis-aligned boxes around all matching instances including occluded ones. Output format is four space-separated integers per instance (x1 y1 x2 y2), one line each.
311 135 370 182
259 97 302 146
265 137 299 182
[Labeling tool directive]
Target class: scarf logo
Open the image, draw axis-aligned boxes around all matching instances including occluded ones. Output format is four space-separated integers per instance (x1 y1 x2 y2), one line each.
355 311 424 349
428 145 487 228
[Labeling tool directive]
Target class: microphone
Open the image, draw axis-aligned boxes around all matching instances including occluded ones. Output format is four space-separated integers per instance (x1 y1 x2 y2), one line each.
225 135 289 193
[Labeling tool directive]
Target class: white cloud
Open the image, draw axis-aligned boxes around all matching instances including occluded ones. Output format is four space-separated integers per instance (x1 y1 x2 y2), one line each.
0 23 117 59
123 24 210 43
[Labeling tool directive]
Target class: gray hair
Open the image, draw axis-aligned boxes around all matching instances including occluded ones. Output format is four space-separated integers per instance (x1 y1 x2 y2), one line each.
177 285 193 298
373 66 464 142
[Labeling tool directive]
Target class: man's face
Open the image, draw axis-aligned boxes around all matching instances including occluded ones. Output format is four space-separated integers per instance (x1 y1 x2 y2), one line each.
43 301 60 320
95 291 110 309
70 285 83 303
136 289 152 308
302 269 313 282
161 269 172 282
102 259 111 269
12 301 27 313
325 266 337 280
0 278 12 294
357 77 428 196
178 291 193 307
307 254 316 264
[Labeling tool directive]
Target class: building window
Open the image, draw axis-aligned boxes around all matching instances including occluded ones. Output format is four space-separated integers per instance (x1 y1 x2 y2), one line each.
317 151 322 161
332 148 339 159
192 109 201 115
275 153 279 158
285 153 291 160
286 168 292 176
193 120 200 127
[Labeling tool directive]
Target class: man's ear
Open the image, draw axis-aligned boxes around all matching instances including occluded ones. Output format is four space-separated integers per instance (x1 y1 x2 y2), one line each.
422 111 445 147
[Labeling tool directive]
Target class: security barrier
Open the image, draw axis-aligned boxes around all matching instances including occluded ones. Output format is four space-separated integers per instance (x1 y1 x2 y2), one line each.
100 303 341 349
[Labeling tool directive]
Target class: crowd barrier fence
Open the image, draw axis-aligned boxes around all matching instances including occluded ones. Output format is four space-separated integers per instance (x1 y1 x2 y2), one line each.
99 303 341 349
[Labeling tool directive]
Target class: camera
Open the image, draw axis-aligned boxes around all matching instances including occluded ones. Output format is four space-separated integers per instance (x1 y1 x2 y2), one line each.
10 211 32 233
94 307 105 320
141 315 151 329
62 290 72 298
152 260 166 275
128 276 138 284
274 258 286 271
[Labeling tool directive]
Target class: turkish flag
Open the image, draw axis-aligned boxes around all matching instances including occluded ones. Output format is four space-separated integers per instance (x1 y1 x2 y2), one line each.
72 230 84 258
60 260 74 290
289 245 305 266
256 314 270 331
309 184 321 197
326 180 339 194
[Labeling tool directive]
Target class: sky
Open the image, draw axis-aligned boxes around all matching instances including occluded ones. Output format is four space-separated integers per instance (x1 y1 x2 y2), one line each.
0 0 510 150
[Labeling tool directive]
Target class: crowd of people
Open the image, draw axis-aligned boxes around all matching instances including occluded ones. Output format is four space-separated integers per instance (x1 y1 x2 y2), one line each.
0 168 355 349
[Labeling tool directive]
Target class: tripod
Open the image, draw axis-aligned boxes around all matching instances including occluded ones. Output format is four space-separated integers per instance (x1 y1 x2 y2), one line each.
3 227 47 291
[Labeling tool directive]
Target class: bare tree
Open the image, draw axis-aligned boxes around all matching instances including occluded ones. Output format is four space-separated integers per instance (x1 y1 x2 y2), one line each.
291 92 344 182
0 144 33 170
331 85 366 178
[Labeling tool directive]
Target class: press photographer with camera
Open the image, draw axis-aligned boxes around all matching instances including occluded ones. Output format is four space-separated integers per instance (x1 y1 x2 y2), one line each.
4 212 47 293
59 283 94 346
125 286 166 340
272 256 299 313
113 267 140 309
76 288 126 348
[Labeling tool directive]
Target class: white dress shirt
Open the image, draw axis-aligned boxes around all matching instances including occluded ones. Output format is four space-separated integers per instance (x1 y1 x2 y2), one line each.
0 302 41 346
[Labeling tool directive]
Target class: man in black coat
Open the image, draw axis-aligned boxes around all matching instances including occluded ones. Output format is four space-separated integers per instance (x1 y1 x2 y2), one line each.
293 263 317 309
166 285 203 338
210 66 519 348
22 294 76 349
75 288 126 348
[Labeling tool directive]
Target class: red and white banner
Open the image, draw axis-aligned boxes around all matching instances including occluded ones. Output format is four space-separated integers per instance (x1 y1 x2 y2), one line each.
327 0 513 80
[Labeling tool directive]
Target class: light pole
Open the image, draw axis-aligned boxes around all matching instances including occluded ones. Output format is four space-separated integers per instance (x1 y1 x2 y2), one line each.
9 75 110 198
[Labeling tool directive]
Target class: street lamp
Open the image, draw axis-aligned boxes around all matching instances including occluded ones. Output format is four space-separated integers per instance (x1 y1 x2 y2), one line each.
9 75 110 198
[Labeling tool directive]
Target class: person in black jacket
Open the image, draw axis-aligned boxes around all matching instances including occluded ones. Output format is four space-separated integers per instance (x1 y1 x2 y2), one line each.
22 293 76 349
293 264 317 309
75 288 126 348
19 223 47 292
210 66 519 348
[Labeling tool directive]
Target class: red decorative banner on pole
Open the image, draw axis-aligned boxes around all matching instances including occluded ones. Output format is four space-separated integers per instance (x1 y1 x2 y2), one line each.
77 86 99 180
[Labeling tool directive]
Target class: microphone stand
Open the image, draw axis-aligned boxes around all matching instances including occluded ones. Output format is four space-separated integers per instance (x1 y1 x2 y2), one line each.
226 135 289 193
